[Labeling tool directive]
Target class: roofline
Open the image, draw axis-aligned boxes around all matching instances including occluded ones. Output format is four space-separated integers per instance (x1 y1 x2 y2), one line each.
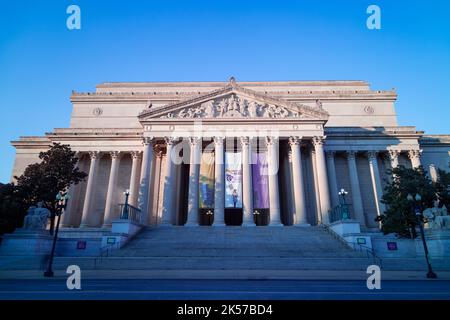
96 80 371 89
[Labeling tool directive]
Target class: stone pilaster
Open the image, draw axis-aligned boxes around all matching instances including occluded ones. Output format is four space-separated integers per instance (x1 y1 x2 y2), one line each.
312 136 331 224
102 151 122 228
80 151 100 228
326 151 340 208
186 137 201 226
241 136 256 227
161 137 178 226
408 149 422 169
213 137 226 227
129 151 142 207
289 136 308 226
346 151 366 227
266 136 282 226
367 151 385 220
138 137 154 224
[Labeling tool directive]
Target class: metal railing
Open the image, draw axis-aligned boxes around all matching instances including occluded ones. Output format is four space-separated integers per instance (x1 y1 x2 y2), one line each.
329 204 353 223
94 241 121 269
118 203 142 223
321 223 383 268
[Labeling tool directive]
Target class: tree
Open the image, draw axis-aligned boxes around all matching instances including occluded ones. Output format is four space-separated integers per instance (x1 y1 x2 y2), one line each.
434 169 450 208
14 143 87 234
377 166 436 238
0 183 28 235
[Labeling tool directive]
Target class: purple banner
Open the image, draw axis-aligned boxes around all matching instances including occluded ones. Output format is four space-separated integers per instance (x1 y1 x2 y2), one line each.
252 152 270 209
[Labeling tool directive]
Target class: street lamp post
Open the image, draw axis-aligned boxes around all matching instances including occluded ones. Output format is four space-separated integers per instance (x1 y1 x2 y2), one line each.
407 193 437 279
122 189 130 220
44 191 69 277
338 188 350 220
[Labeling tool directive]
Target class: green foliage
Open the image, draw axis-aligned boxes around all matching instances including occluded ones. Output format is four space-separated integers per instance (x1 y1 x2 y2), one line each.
0 183 28 235
434 169 450 207
378 166 436 238
14 143 87 214
0 143 87 235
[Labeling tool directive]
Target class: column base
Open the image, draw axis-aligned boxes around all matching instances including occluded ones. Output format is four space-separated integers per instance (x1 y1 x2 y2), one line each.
184 222 200 227
293 223 311 227
242 222 256 227
159 222 173 227
212 222 226 227
269 222 284 227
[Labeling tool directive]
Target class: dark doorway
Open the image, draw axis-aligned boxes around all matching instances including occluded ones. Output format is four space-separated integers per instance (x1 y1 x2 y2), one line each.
225 208 243 226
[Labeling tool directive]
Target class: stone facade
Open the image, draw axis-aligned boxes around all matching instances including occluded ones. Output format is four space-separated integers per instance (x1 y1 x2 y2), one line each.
10 79 450 231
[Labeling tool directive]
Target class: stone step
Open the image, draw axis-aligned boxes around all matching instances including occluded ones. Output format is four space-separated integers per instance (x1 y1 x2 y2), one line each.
52 256 376 271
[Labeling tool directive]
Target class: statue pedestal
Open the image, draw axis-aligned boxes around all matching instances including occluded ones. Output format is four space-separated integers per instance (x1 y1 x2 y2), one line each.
0 229 53 256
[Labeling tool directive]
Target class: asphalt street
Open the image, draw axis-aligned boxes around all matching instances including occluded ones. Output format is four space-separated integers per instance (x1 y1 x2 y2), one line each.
0 279 449 300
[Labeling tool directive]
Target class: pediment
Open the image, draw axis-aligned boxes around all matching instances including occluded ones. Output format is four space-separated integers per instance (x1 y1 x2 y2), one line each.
138 78 329 121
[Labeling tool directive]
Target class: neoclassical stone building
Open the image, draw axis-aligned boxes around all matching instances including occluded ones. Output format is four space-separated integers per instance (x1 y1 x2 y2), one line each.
11 78 450 232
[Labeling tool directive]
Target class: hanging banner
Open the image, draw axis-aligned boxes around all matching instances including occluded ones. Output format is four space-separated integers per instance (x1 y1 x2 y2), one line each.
199 152 215 208
252 152 270 209
225 152 243 208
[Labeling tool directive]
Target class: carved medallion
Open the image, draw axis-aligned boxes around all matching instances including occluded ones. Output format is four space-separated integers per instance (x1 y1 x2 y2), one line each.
93 107 103 117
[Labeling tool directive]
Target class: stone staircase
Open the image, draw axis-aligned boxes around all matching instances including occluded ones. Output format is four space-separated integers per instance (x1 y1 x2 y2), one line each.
51 226 381 271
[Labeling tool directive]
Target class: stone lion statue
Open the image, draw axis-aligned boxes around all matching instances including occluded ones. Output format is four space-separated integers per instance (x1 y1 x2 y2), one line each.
23 202 50 231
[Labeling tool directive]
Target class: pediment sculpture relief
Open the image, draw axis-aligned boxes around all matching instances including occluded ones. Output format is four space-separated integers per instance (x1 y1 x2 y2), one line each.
160 94 304 119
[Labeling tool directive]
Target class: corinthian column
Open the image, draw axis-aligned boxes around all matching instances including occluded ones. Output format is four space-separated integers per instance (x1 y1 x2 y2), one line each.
61 152 81 228
80 151 100 228
266 137 282 226
102 151 122 228
367 151 385 218
241 136 256 227
312 137 331 224
186 137 201 226
408 149 422 169
289 136 308 226
388 150 400 169
213 137 225 227
326 151 339 208
138 137 154 224
161 137 178 226
129 151 142 207
346 151 366 227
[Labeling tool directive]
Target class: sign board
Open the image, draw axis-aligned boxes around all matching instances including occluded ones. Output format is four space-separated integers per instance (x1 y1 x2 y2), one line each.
387 242 398 251
76 241 86 250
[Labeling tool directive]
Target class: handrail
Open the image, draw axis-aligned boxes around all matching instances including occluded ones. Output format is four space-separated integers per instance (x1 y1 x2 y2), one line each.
118 203 142 223
94 241 121 269
321 223 383 268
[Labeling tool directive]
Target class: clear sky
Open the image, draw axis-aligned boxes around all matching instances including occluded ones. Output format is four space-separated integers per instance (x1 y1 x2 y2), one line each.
0 0 449 183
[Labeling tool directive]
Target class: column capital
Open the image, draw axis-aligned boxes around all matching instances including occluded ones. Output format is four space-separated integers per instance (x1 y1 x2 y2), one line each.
288 136 302 146
143 136 154 146
346 150 358 161
189 136 201 146
388 149 400 161
408 149 422 160
130 151 142 160
326 150 336 159
164 136 179 146
367 151 379 160
240 136 251 146
109 151 121 160
88 151 100 160
265 136 279 146
312 136 326 147
213 136 224 146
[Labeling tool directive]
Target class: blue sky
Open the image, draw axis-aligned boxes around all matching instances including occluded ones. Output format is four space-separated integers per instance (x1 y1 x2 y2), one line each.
0 0 449 183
